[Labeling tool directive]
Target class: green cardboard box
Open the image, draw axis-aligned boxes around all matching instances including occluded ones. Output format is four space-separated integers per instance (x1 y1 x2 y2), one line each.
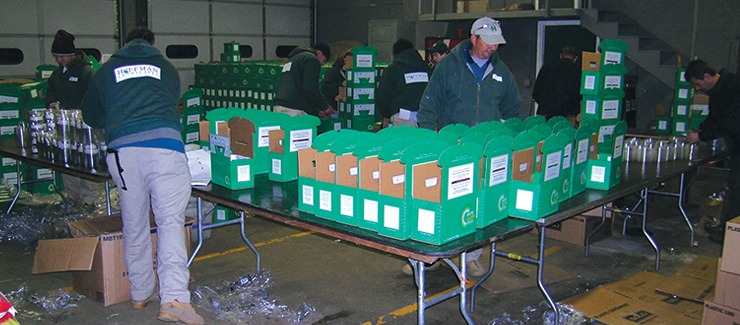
478 134 514 228
331 132 373 226
569 122 597 197
655 116 671 134
268 115 320 182
213 205 238 223
586 121 626 190
557 127 577 201
376 138 416 240
354 133 395 232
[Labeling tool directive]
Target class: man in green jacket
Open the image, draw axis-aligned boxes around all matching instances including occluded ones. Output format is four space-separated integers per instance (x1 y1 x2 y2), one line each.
417 17 524 277
377 39 431 128
274 44 335 118
80 27 203 325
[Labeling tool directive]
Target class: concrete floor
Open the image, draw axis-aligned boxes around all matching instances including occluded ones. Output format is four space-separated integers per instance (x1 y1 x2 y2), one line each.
0 187 724 325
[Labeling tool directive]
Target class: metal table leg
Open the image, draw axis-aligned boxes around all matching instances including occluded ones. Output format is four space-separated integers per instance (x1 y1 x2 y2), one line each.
410 253 472 325
640 188 660 271
470 242 496 312
5 163 23 214
537 227 559 325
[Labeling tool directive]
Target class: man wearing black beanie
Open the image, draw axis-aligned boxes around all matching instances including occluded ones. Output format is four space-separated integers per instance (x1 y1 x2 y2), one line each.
46 29 94 110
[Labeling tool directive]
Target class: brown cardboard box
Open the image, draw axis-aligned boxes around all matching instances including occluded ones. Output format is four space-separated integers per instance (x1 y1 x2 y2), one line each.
32 215 192 306
721 216 740 275
715 258 740 309
702 300 740 325
540 215 612 246
468 0 490 12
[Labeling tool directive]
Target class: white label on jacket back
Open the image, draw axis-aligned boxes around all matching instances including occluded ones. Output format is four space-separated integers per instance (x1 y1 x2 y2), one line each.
114 65 161 82
448 163 474 200
404 72 429 84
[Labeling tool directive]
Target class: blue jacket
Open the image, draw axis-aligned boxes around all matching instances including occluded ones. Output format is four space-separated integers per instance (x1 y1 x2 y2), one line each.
418 39 524 130
81 39 182 149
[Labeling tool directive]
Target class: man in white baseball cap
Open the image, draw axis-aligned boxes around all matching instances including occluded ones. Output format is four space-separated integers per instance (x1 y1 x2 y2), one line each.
416 16 524 277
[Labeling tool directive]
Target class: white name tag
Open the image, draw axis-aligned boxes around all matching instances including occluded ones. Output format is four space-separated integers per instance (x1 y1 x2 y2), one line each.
404 72 428 84
282 62 292 72
114 64 161 83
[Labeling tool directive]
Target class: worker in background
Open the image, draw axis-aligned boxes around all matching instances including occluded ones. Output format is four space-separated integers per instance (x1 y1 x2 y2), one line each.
80 27 203 325
685 59 740 244
321 50 353 112
377 39 431 128
426 40 449 70
417 16 524 277
274 43 335 118
532 46 581 127
45 29 102 206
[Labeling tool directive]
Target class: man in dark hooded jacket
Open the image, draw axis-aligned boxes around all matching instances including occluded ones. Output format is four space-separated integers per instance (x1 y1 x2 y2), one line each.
46 29 94 110
274 44 335 117
377 39 431 127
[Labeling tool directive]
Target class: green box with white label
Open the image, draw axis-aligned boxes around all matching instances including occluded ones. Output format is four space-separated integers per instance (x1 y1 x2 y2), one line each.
375 138 417 240
586 121 626 190
569 120 598 198
268 115 320 182
477 134 514 228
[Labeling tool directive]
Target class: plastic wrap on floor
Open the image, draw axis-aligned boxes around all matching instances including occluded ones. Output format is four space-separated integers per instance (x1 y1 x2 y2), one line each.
489 301 588 325
0 200 97 245
193 270 315 323
2 283 81 322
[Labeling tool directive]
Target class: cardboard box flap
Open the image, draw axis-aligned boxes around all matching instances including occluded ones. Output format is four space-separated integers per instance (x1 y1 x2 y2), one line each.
69 215 126 236
32 237 99 274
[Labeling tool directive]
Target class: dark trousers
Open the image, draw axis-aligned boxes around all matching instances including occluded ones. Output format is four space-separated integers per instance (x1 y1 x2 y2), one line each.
726 155 740 224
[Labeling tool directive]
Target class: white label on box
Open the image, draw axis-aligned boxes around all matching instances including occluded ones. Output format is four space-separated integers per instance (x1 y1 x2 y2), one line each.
302 184 314 205
186 97 200 107
187 114 200 125
392 174 405 185
0 95 19 103
577 139 589 164
658 120 668 130
678 88 690 99
354 103 375 116
216 209 227 221
563 144 573 169
372 170 380 180
603 51 622 64
418 208 436 234
1 126 16 135
353 88 375 100
603 75 622 89
364 199 378 222
544 151 562 182
186 131 199 143
319 190 331 211
30 89 38 98
328 163 335 172
237 165 250 182
518 162 529 172
613 135 624 158
289 129 312 152
37 168 53 179
2 157 16 166
353 71 375 83
590 165 606 183
515 189 534 212
3 172 18 184
448 163 474 200
602 100 620 119
383 205 400 230
584 75 597 90
355 54 374 68
404 72 429 84
272 158 282 175
258 126 280 147
585 99 597 114
349 167 358 176
0 110 19 119
425 177 438 188
340 194 353 216
488 154 509 187
676 104 688 115
599 125 615 143
675 121 686 132
692 104 709 115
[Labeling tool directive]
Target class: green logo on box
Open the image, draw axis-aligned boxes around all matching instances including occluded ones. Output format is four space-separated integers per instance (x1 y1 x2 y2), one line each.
461 208 476 226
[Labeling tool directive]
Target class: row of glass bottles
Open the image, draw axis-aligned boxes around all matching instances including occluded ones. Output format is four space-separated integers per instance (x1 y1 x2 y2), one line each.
28 107 107 172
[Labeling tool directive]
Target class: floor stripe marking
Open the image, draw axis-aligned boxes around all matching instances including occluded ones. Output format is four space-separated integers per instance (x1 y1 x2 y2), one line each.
193 231 314 262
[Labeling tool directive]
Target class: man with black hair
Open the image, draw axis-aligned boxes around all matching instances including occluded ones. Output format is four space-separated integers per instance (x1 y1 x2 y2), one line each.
377 39 431 128
532 46 581 126
426 41 449 69
81 27 203 325
274 43 335 117
685 59 740 243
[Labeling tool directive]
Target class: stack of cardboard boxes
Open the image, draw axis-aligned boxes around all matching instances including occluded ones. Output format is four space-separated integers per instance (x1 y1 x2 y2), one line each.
180 88 205 146
702 216 740 324
339 46 379 132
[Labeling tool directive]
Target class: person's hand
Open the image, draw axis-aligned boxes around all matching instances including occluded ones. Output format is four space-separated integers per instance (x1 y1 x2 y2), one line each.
48 102 59 110
686 131 701 144
382 118 389 129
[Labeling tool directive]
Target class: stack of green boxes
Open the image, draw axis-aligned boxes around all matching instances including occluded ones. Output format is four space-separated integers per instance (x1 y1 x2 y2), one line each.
669 67 692 135
194 60 283 111
181 88 204 146
578 39 628 190
221 41 241 63
340 46 378 132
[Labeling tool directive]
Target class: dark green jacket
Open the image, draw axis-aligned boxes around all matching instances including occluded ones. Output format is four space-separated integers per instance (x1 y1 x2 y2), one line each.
376 48 431 119
45 51 93 109
321 56 346 111
274 47 328 116
418 39 523 130
80 39 182 149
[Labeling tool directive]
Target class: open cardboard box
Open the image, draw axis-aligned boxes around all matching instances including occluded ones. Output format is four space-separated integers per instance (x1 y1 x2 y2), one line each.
32 214 193 307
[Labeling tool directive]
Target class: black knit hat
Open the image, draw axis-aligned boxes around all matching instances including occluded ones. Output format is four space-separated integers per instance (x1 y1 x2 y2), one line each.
311 43 331 60
52 30 76 55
